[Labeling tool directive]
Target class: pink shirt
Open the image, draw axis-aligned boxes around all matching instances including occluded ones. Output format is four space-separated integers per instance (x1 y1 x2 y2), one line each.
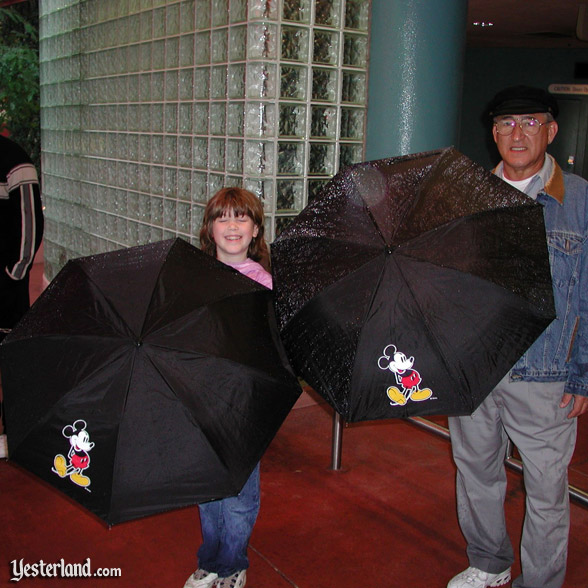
227 258 273 290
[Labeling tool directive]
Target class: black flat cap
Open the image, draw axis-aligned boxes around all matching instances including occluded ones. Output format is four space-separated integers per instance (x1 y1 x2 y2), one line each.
487 85 559 119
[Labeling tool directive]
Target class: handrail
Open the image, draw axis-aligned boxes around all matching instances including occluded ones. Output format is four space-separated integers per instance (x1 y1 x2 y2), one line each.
330 412 588 507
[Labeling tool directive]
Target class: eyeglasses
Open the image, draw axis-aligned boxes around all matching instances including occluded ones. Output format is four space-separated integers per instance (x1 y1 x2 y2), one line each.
494 117 550 136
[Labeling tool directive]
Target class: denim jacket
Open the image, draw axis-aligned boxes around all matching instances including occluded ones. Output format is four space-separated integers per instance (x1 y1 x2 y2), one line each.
495 155 588 397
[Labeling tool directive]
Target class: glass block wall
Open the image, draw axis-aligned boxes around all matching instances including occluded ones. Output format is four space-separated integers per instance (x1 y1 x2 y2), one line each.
39 0 370 279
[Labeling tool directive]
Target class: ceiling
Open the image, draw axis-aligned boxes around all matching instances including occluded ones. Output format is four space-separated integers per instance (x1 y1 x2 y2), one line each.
466 0 588 48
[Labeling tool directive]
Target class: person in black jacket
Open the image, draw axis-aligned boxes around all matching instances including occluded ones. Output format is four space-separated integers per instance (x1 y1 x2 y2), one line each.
0 134 44 340
0 135 44 455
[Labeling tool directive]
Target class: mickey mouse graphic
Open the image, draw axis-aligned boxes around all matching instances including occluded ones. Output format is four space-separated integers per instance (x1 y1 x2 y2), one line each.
378 344 432 406
52 420 94 489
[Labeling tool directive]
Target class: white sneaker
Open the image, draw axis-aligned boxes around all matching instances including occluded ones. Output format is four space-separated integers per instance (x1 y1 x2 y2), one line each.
216 570 246 588
447 566 511 588
183 569 218 588
0 434 7 459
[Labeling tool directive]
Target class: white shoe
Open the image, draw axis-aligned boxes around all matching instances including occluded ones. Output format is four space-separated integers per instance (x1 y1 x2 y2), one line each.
0 434 7 459
448 566 511 588
183 569 218 588
216 570 246 588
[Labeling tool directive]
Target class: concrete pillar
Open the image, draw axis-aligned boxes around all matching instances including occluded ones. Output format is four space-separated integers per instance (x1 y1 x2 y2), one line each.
365 0 468 160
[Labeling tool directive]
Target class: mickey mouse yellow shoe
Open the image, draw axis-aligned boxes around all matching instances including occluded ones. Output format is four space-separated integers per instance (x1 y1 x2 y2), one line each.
411 388 432 401
69 473 91 487
387 386 407 405
53 454 67 477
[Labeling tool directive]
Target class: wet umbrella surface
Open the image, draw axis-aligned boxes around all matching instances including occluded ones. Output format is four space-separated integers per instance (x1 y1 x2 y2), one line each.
271 148 555 422
1 238 301 525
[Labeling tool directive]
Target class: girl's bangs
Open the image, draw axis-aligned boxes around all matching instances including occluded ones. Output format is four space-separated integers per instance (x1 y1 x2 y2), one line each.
210 193 253 220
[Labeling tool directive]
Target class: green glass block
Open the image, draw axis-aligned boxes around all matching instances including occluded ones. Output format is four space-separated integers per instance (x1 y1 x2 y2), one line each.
164 103 178 133
179 69 194 100
212 0 229 27
311 67 337 102
339 142 363 169
151 168 164 196
277 142 304 175
226 139 244 173
228 64 246 98
280 65 307 100
151 135 164 164
193 137 208 168
166 37 179 68
247 63 277 99
230 0 247 23
209 138 225 171
313 30 338 65
166 3 180 35
229 25 247 61
310 106 336 138
211 66 228 98
210 102 226 135
179 34 195 67
163 197 177 228
341 70 366 103
227 102 245 136
282 0 310 23
245 102 275 137
247 22 278 60
191 173 208 203
153 8 165 38
179 103 193 133
212 28 228 63
208 173 224 196
180 0 196 33
193 68 210 99
164 135 178 165
177 169 192 199
195 31 211 65
281 26 309 62
277 179 304 211
343 33 368 67
177 201 192 233
315 0 340 27
193 103 209 134
165 70 179 101
195 0 211 29
151 71 165 101
345 0 369 31
309 142 335 176
249 0 278 21
244 140 274 176
279 103 306 138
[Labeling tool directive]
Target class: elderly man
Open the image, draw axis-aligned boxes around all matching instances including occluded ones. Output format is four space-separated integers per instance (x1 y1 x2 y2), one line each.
447 86 588 588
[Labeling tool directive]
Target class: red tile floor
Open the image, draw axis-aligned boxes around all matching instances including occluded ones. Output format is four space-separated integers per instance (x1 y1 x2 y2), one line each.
1 246 587 587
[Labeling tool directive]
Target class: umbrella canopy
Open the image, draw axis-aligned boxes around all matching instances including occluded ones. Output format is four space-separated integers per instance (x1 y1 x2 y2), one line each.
271 147 555 422
1 238 301 525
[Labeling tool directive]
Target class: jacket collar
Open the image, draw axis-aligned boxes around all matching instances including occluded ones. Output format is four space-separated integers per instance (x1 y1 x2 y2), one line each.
493 154 565 205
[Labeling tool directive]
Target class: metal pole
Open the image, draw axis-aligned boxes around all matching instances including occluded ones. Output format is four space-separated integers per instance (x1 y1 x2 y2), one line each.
330 411 343 470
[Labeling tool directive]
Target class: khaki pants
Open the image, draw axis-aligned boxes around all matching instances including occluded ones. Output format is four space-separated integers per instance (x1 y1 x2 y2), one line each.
449 374 577 588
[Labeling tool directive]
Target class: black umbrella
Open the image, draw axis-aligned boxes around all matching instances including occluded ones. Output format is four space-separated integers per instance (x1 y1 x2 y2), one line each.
271 147 555 422
1 238 301 525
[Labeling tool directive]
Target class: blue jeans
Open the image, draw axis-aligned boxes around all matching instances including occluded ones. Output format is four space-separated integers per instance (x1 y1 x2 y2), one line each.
197 463 260 577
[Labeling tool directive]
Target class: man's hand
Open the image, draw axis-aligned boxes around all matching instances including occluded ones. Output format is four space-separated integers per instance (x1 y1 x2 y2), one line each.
561 393 588 418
